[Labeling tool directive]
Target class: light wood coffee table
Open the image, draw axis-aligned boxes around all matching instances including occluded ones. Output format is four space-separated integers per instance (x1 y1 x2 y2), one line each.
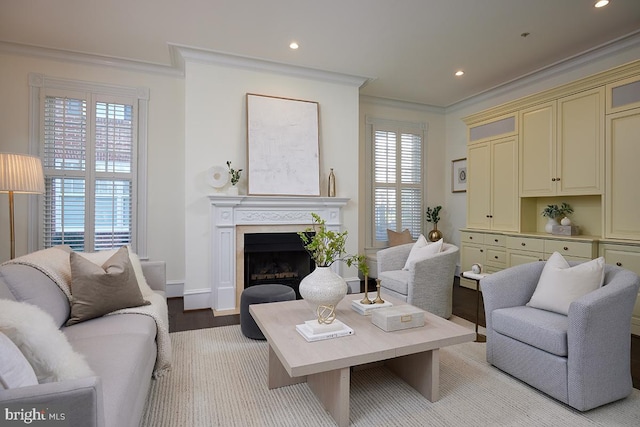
250 293 475 427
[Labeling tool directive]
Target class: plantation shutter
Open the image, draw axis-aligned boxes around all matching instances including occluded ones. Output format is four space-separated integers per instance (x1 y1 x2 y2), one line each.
372 123 424 244
42 92 136 251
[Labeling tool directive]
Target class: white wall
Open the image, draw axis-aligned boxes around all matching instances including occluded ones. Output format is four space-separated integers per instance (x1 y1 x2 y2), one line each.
182 59 362 307
0 52 186 284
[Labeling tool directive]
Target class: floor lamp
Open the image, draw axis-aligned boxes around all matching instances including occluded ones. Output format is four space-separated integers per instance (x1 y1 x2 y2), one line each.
0 153 45 259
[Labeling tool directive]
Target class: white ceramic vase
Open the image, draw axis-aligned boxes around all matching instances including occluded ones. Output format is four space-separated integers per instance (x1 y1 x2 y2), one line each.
545 218 559 233
299 266 348 314
227 185 239 196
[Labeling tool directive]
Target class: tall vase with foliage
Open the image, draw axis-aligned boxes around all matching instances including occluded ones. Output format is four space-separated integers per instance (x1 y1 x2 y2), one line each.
426 205 443 242
541 202 573 233
226 161 242 195
298 213 366 323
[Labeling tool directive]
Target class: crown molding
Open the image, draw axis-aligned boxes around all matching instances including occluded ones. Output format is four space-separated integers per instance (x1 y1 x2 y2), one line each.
0 41 182 77
168 43 373 88
448 30 640 115
360 95 445 114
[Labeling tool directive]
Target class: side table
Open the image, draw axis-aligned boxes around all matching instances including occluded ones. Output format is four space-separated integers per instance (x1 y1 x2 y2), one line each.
461 271 488 343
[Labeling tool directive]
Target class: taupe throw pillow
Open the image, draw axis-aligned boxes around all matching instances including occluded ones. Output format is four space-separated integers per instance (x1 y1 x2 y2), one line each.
67 246 150 326
387 229 413 246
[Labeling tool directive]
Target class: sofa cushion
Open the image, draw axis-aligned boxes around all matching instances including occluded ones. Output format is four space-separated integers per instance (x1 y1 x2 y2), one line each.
378 270 410 296
0 299 94 383
0 331 38 389
527 252 605 315
492 306 569 357
67 247 150 326
0 264 70 328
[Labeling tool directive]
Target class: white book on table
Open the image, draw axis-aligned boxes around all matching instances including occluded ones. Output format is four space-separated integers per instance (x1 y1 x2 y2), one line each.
351 299 393 315
296 319 354 342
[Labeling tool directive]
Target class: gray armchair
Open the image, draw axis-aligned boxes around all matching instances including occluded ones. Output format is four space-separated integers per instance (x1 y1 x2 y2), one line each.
481 261 640 411
377 243 459 318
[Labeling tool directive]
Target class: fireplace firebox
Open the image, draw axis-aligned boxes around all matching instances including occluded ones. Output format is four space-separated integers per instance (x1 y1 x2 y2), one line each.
244 232 314 298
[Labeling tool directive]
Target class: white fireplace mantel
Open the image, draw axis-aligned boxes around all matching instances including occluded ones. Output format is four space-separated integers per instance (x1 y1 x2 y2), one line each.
208 195 349 313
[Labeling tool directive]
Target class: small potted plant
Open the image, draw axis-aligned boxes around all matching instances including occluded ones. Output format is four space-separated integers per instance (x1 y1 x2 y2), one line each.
426 205 443 242
541 202 573 233
226 161 242 195
298 213 367 323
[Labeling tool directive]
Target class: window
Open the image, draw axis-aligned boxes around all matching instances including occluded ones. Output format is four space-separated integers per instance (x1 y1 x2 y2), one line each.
366 117 426 248
29 74 148 254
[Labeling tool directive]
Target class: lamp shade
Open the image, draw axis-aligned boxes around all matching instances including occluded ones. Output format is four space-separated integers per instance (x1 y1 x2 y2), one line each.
0 153 45 194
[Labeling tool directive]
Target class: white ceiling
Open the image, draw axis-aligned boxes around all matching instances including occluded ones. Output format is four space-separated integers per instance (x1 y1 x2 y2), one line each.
1 0 639 107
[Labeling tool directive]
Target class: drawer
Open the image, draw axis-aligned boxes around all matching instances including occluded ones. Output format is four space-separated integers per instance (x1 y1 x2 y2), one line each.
461 231 485 244
506 236 544 253
484 233 506 247
485 249 506 267
544 240 594 259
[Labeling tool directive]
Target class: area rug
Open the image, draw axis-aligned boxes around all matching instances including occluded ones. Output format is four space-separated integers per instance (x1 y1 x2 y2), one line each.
141 325 640 426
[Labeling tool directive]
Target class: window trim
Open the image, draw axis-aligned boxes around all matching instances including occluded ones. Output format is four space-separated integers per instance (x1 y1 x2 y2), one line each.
28 73 149 257
364 115 428 249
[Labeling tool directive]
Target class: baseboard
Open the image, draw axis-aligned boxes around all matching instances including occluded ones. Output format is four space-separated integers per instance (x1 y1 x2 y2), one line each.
166 280 184 298
183 288 212 310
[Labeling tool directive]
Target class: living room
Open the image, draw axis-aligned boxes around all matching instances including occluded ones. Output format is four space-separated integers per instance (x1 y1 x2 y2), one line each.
2 1 640 426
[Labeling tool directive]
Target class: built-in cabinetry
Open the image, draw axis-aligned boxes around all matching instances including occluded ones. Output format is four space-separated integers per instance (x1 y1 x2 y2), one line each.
462 61 640 334
520 88 604 197
599 242 640 335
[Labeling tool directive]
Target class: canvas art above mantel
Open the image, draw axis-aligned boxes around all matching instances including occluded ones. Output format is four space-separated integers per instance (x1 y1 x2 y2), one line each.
246 93 320 196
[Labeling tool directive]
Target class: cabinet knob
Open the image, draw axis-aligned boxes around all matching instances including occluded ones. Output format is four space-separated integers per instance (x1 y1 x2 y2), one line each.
556 177 561 181
563 246 569 251
551 178 556 182
616 262 622 267
494 256 499 259
469 236 473 240
480 249 484 253
521 242 526 246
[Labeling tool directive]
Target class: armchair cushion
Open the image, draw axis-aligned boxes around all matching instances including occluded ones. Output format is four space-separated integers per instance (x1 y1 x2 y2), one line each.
378 270 410 295
403 236 443 270
492 306 569 357
387 228 413 246
527 252 604 315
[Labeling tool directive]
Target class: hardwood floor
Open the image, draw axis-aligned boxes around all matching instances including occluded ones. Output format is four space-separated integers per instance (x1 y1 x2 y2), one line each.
167 277 640 390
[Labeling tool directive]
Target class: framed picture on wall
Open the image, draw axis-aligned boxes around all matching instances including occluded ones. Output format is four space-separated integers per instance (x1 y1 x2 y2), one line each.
452 158 467 193
246 93 320 196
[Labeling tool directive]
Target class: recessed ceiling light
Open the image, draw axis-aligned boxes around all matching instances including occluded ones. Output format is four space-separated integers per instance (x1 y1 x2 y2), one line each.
455 70 464 77
594 0 609 8
289 42 299 50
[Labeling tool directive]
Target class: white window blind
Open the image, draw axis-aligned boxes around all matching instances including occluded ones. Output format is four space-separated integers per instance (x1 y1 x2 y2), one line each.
41 93 136 252
369 118 425 246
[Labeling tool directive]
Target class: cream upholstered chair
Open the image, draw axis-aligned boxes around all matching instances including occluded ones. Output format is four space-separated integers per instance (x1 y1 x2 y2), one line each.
376 242 459 318
481 260 640 411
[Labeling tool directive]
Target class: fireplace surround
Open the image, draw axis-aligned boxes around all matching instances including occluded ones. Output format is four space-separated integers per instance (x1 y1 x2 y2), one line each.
208 195 349 314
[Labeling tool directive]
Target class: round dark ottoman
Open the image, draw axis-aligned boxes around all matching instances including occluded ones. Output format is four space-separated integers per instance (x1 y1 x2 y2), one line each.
240 284 296 339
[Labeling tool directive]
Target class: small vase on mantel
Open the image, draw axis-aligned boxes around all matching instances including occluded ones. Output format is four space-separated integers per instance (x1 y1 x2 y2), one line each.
227 185 239 196
428 224 443 242
299 266 348 323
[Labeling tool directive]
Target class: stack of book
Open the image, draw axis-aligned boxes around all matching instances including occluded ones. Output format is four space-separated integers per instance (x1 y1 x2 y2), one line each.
295 319 354 342
350 299 393 316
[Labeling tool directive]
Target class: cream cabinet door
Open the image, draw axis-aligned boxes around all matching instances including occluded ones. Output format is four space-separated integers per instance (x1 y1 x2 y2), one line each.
520 102 555 196
599 244 640 336
491 136 519 231
467 142 491 229
557 88 604 195
606 108 640 240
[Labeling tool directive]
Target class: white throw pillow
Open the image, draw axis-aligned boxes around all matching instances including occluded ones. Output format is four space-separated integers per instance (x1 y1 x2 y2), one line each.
403 236 444 270
0 331 38 389
0 299 94 383
527 251 605 315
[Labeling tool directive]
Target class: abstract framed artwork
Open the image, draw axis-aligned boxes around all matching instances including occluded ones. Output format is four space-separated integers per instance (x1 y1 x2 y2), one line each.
246 93 320 196
452 157 467 193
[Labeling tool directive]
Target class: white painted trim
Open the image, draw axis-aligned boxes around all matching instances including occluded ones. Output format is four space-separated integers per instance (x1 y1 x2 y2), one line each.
183 288 212 311
166 280 184 299
169 43 372 88
360 95 445 114
0 41 181 77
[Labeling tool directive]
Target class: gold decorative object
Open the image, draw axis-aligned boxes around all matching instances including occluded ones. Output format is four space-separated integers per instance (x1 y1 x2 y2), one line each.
316 304 337 324
373 279 385 304
360 274 373 304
